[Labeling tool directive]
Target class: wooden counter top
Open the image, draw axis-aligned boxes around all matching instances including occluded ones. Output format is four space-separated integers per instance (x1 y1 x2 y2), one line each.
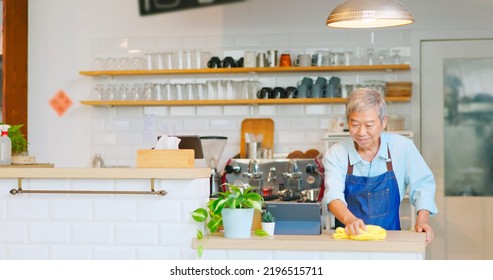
0 167 211 179
193 230 427 254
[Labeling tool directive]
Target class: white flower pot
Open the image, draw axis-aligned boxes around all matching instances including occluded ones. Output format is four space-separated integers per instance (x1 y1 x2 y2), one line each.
221 208 254 239
261 222 276 236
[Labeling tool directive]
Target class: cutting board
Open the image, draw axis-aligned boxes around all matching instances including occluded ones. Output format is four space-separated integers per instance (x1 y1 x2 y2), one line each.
240 118 274 158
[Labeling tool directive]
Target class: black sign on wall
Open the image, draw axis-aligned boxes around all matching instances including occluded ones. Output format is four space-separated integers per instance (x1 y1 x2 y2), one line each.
139 0 245 16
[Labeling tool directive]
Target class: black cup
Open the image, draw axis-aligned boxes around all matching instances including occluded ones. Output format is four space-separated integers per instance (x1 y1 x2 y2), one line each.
284 86 297 98
207 56 222 68
235 57 244 67
270 87 285 99
257 87 272 99
222 56 236 68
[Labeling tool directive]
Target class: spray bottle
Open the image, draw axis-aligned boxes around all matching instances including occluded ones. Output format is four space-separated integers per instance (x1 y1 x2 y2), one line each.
0 125 11 165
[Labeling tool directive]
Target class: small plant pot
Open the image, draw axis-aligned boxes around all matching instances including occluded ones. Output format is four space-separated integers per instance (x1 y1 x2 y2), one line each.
221 208 254 238
261 222 276 236
11 155 35 164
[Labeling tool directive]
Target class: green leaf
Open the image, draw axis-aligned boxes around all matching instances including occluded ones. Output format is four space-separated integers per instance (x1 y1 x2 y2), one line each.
211 198 227 214
198 245 203 258
197 229 203 240
229 185 241 195
191 208 208 222
254 229 269 236
207 215 222 233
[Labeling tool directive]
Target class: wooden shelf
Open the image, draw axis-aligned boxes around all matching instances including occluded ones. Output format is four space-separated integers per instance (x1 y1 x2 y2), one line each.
79 64 410 76
80 97 410 107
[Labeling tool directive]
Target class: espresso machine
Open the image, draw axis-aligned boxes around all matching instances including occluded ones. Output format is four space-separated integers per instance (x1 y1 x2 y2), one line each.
223 158 324 202
200 136 227 197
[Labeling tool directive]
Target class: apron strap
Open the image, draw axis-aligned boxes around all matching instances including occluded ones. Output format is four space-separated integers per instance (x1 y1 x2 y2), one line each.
347 154 353 175
386 146 393 171
347 145 394 175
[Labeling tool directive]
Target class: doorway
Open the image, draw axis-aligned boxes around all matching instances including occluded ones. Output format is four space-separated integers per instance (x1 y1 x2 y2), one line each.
421 39 493 259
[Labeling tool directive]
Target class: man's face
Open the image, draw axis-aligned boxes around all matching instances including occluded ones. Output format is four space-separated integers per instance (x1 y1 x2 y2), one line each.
348 107 387 150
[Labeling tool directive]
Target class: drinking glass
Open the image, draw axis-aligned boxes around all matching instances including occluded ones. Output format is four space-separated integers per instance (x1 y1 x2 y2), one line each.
392 50 403 64
93 58 105 70
92 84 105 100
129 56 144 70
152 83 163 100
143 83 153 100
118 84 129 100
173 83 185 100
144 53 154 70
130 84 142 101
366 48 376 65
163 52 174 69
378 50 390 65
174 50 185 70
116 57 130 70
184 83 195 100
195 83 207 100
161 83 172 100
154 52 165 70
104 84 117 100
343 51 353 66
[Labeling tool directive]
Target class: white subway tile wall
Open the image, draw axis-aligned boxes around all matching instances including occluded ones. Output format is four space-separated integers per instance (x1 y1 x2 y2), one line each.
0 178 209 259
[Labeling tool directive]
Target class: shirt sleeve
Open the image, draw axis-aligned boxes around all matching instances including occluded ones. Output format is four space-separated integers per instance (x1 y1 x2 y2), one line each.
322 142 349 214
404 139 439 216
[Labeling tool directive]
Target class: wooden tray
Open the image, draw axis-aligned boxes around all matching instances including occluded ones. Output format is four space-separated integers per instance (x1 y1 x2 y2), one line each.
240 118 274 158
136 149 195 168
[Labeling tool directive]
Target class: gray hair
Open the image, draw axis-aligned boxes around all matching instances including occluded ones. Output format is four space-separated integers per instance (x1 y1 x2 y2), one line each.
346 87 387 122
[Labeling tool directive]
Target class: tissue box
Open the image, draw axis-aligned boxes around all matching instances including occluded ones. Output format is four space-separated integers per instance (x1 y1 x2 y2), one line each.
136 149 195 168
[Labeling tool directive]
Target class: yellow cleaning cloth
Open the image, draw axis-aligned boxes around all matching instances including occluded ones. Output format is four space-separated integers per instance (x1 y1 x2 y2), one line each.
332 225 387 241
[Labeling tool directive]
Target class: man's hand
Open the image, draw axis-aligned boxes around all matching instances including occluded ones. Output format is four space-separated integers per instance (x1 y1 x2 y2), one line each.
329 199 367 235
415 209 434 244
344 217 367 235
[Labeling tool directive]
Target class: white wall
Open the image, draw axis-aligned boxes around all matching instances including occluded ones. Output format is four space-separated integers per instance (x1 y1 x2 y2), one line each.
24 0 493 260
28 0 414 169
27 1 493 166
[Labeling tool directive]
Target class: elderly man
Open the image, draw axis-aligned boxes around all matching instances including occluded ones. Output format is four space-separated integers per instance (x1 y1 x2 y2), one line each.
323 88 438 243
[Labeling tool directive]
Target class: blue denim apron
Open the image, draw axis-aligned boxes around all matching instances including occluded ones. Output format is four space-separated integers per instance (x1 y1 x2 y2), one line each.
336 147 401 230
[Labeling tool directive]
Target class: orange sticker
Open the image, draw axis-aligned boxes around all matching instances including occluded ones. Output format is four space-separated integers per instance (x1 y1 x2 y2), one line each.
49 90 73 116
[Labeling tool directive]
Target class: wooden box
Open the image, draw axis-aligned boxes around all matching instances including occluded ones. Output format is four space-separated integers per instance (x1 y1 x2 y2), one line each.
385 82 412 97
136 149 195 168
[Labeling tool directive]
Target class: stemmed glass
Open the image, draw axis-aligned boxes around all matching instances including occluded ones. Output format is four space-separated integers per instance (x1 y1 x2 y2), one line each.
392 50 403 64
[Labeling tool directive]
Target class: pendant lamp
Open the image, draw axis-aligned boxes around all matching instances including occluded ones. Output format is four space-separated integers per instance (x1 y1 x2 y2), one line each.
326 0 414 28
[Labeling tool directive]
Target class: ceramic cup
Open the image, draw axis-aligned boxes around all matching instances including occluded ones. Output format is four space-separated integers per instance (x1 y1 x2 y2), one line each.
283 86 297 98
308 83 325 98
315 76 328 87
279 53 292 67
297 77 313 89
207 56 221 68
257 53 268 67
257 87 272 99
270 87 285 99
294 53 311 67
295 84 309 98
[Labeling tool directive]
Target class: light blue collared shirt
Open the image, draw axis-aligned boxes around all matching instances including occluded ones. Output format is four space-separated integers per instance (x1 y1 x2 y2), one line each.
322 132 438 216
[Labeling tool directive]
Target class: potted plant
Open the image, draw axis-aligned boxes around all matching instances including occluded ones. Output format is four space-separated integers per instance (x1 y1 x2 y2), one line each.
0 123 32 164
7 124 28 155
260 211 276 236
191 183 263 257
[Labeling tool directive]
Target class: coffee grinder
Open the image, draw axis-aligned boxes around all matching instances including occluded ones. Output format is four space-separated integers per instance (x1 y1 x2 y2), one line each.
200 136 227 197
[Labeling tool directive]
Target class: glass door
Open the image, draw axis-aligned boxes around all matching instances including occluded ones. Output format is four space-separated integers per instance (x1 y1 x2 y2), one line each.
421 39 493 259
